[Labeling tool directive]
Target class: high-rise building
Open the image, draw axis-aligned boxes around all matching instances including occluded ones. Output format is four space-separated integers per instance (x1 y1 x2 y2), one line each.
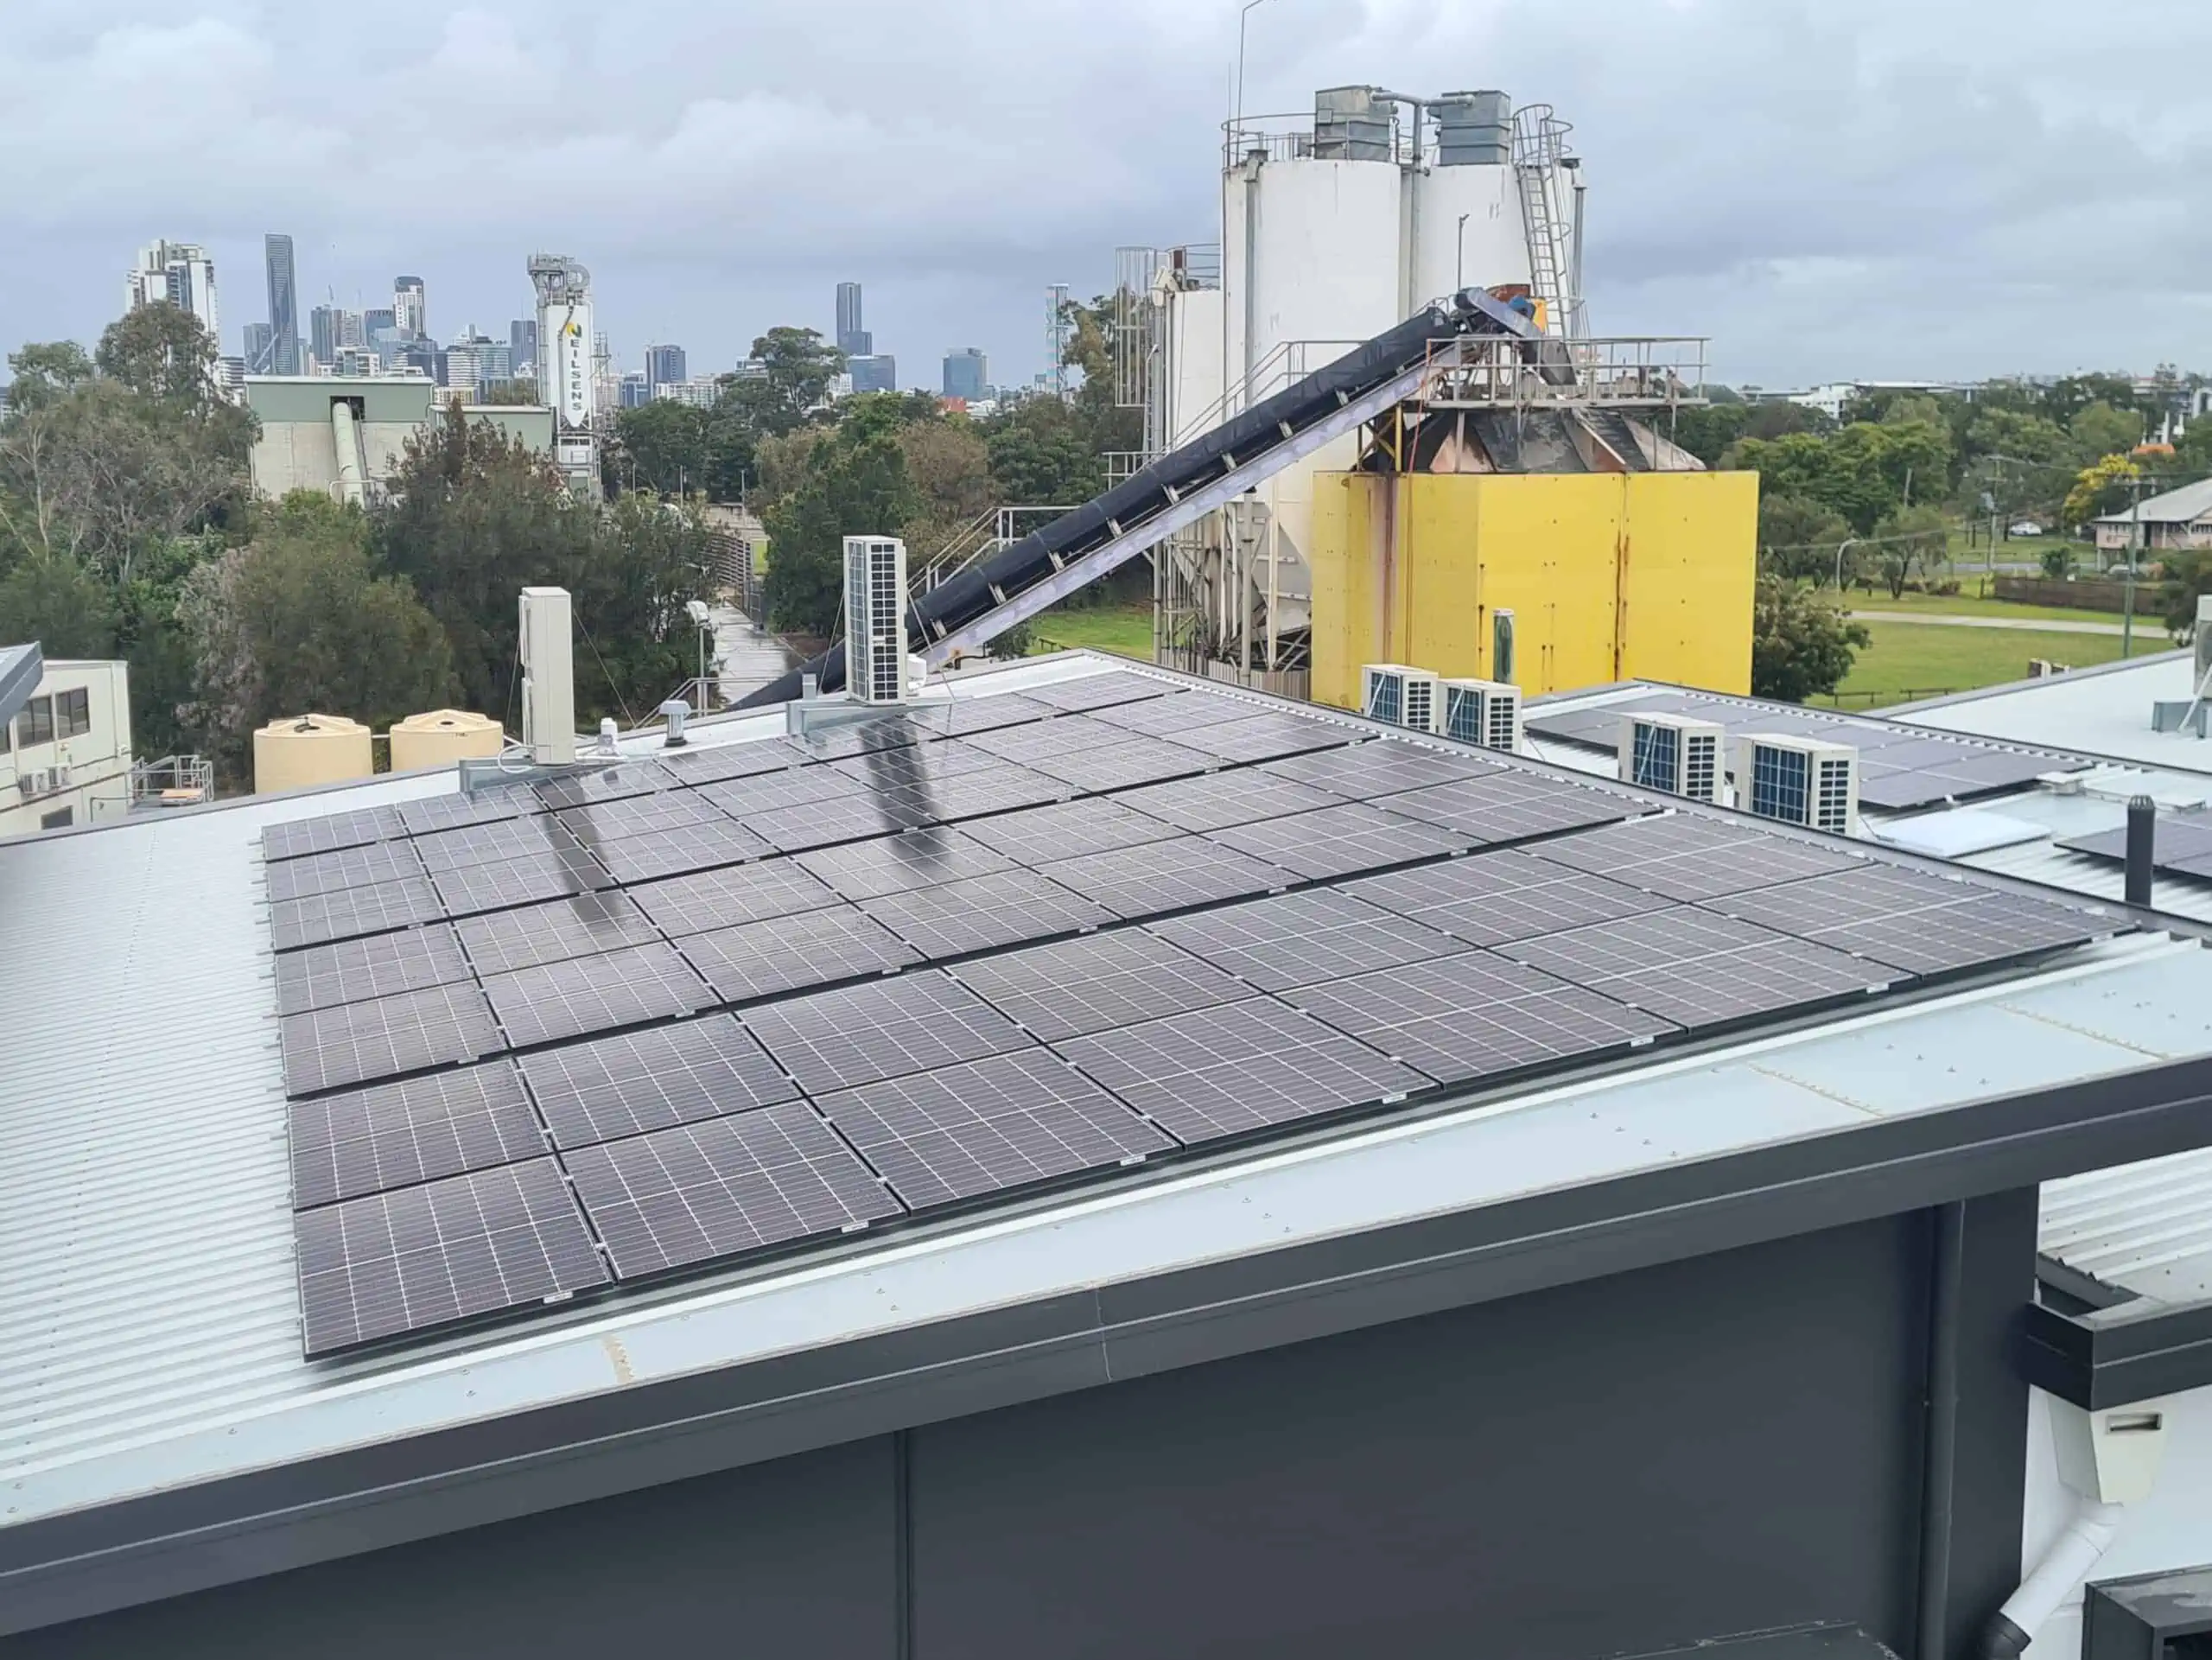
510 320 537 382
124 241 219 344
836 283 872 359
363 308 397 340
308 305 340 368
942 347 987 402
620 371 651 409
849 354 897 395
645 344 687 391
243 322 275 375
263 234 301 374
394 276 426 339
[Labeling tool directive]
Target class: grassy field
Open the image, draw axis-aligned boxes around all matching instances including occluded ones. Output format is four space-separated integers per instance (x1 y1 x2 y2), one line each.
1029 602 1154 660
1813 620 2139 707
1841 588 2127 626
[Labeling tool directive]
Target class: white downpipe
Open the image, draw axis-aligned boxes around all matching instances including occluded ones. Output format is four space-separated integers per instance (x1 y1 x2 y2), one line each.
1986 1496 2124 1656
329 399 365 507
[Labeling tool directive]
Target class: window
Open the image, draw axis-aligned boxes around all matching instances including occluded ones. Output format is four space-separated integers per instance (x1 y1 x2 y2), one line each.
56 688 90 740
39 807 72 830
16 696 52 748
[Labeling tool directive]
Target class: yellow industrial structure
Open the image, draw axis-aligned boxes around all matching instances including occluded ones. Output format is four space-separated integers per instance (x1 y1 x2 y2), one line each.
1306 468 1758 709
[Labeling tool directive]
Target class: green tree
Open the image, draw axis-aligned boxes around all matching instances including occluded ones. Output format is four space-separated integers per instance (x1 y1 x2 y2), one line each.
2159 550 2212 639
896 417 993 563
721 328 843 436
3 342 94 414
1870 504 1950 599
95 302 223 410
1751 573 1870 703
2062 454 2141 531
609 399 712 497
760 429 917 636
984 399 1105 506
0 551 117 657
1757 493 1849 584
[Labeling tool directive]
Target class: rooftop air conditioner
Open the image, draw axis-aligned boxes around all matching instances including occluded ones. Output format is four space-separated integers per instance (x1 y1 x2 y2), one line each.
844 535 909 705
1362 664 1441 734
1619 711 1723 803
1441 677 1522 753
1735 733 1858 836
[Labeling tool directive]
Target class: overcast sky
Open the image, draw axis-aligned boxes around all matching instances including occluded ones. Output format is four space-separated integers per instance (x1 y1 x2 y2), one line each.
4 0 2207 392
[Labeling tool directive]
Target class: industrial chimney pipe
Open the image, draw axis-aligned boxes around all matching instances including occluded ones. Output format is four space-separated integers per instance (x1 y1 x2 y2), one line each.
2125 794 2156 907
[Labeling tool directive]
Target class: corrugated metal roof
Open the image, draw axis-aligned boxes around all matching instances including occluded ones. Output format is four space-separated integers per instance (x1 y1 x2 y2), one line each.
0 642 41 727
2092 477 2212 525
1891 652 2212 775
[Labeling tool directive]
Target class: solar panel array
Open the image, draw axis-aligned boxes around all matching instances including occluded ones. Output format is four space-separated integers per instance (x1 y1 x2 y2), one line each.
1522 688 2081 811
258 671 2127 1356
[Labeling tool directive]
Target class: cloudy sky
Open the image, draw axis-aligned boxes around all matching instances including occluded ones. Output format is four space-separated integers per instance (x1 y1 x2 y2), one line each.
4 0 2207 391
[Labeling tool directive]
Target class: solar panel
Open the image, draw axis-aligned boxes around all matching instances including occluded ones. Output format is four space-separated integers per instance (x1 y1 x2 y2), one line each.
1522 694 1688 748
908 692 1053 738
1498 906 1891 1028
796 826 1014 900
535 760 677 810
410 815 573 876
626 860 843 938
289 1063 544 1208
1056 999 1427 1147
397 788 543 838
959 798 1184 863
1204 802 1476 881
2061 814 2212 870
480 941 715 1050
658 741 797 785
554 789 730 844
270 875 445 951
857 868 1114 959
1530 811 1867 900
876 765 1071 825
264 839 426 903
744 970 1033 1094
429 846 613 919
1115 769 1342 833
1026 736 1216 794
518 1015 800 1149
1022 670 1176 712
295 1157 608 1355
1035 837 1290 919
1090 690 1265 738
1166 710 1360 765
564 1105 901 1280
1379 771 1644 845
276 924 474 1015
589 820 772 885
679 905 920 1002
829 740 1009 788
1262 739 1501 798
454 890 664 976
280 982 504 1096
961 714 1129 764
950 928 1255 1041
782 717 921 763
1147 887 1469 992
738 794 937 853
1340 849 1671 946
818 1049 1173 1210
263 805 402 862
696 764 868 817
1285 952 1677 1085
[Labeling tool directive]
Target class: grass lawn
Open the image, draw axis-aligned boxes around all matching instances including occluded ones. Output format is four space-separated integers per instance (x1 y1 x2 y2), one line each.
1813 620 2142 708
1841 587 2126 626
1029 601 1154 660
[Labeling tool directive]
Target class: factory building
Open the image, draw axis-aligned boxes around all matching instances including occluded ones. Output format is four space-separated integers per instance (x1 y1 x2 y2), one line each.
244 378 554 506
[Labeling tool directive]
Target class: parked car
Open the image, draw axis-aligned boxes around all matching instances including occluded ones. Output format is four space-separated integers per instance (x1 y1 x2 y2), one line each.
2009 520 2044 537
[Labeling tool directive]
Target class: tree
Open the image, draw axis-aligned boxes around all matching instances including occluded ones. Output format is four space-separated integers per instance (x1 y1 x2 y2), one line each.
1870 504 1949 599
760 429 917 637
1751 574 1870 703
721 328 843 436
984 399 1105 507
176 493 454 780
609 399 712 497
4 342 93 414
2062 454 2141 532
895 418 993 563
0 551 117 657
2160 550 2212 640
95 302 222 410
1757 493 1849 584
2067 401 2143 468
474 381 541 407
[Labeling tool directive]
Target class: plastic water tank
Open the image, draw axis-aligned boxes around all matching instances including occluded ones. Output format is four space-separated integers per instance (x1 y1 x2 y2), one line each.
253 714 373 795
388 709 504 773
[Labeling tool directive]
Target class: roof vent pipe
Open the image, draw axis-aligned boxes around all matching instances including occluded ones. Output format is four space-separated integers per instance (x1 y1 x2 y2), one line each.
2125 794 2155 906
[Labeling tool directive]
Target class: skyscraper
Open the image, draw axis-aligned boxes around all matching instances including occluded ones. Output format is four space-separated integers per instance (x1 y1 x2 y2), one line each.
394 276 426 339
309 305 340 369
836 282 871 359
849 355 897 394
645 344 687 391
942 347 987 402
124 242 219 343
510 320 537 383
264 234 301 374
243 322 275 375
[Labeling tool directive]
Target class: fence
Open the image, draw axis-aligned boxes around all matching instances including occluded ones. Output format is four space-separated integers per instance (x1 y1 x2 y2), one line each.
1992 576 2149 615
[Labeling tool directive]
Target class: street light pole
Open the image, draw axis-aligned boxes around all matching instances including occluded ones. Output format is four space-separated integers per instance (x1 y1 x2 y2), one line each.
1834 537 1858 593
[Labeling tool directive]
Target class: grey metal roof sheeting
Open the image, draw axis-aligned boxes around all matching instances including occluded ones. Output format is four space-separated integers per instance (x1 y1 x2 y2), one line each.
2093 477 2212 525
0 642 42 729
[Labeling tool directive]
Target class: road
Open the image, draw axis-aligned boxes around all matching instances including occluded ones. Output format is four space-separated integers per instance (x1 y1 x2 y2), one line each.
708 603 798 705
1848 611 2141 639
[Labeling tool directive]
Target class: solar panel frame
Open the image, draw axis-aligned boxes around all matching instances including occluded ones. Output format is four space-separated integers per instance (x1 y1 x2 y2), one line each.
1164 710 1361 765
874 765 1073 826
453 890 665 976
1261 739 1504 798
818 1049 1173 1211
564 1105 902 1281
588 819 774 885
1529 811 1869 900
696 764 869 817
280 981 504 1096
429 846 613 919
781 718 923 763
410 815 575 876
518 1014 801 1149
294 1157 608 1355
270 875 446 952
949 928 1256 1041
908 692 1054 738
264 839 427 904
960 714 1131 764
480 941 717 1050
828 741 1011 789
1202 801 1477 881
856 868 1115 960
658 741 798 785
626 860 844 937
1115 769 1344 834
737 793 937 853
289 1062 544 1209
554 789 732 845
795 826 1014 900
678 905 921 1003
276 924 474 1015
1147 887 1471 993
958 798 1185 863
2060 816 2212 869
744 970 1034 1094
1024 736 1217 794
1034 836 1292 919
1089 690 1267 738
1377 772 1646 846
262 805 403 862
1021 670 1177 713
1340 850 1673 946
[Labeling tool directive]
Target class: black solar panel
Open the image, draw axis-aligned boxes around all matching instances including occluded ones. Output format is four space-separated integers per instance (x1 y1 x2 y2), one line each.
858 868 1114 959
1203 802 1475 881
1036 837 1290 919
1262 740 1500 799
410 815 573 876
454 890 664 976
270 875 446 952
697 764 868 817
820 1049 1173 1210
1026 736 1215 794
1023 670 1175 712
564 1105 901 1280
950 929 1254 1041
276 924 474 1015
264 840 426 903
679 905 920 1003
2061 814 2212 870
1090 690 1264 738
877 765 1071 825
480 942 715 1050
289 1063 544 1208
745 970 1033 1094
658 741 797 785
796 826 1013 900
1166 710 1359 765
555 789 729 844
829 740 1008 789
1285 953 1675 1086
909 692 1053 738
1147 888 1469 992
782 717 921 763
397 788 543 838
535 760 677 810
961 714 1129 764
627 860 843 937
589 820 773 885
1341 849 1671 946
295 1157 608 1355
1499 906 1891 1028
1115 769 1341 833
280 982 504 1095
1057 999 1427 1147
263 805 402 862
1530 811 1867 900
429 846 612 918
959 798 1183 863
1380 772 1643 845
739 793 936 853
518 1015 800 1148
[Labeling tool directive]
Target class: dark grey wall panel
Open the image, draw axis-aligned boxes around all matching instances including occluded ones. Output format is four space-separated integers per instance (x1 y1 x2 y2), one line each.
2 1438 896 1660
909 1218 1936 1660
